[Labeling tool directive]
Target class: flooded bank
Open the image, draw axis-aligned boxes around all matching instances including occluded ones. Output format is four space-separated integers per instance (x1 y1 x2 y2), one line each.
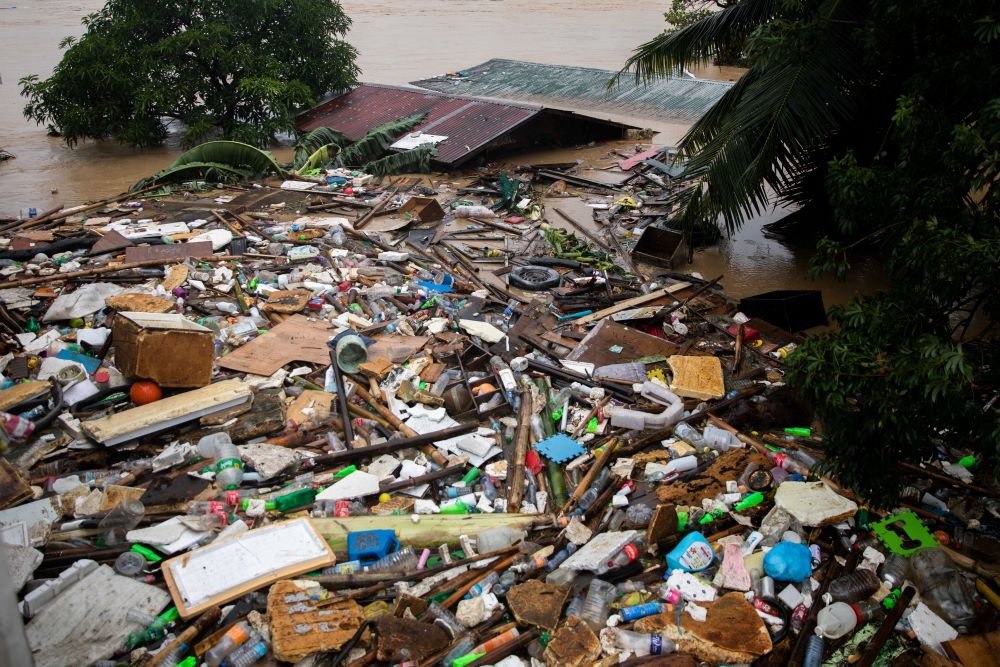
0 0 885 305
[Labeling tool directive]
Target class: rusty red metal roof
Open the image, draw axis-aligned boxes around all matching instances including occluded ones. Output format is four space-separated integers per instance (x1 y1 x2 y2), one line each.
296 84 540 165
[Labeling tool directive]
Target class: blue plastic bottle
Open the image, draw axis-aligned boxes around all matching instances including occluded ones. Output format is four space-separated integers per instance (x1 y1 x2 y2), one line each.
665 532 714 573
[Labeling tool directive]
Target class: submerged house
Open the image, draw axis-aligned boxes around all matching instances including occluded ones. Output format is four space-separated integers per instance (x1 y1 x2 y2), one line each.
296 83 635 170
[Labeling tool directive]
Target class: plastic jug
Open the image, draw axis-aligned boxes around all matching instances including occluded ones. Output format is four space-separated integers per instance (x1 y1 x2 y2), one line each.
814 601 858 639
665 532 714 573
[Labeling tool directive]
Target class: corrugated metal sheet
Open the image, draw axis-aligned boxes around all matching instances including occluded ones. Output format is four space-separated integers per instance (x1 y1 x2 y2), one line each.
296 84 540 165
411 59 732 122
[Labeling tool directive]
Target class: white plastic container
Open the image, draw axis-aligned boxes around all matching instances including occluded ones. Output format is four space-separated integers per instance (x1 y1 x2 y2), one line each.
814 601 858 639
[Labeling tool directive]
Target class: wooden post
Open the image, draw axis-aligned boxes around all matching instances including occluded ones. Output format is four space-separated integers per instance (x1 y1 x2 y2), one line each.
507 398 532 512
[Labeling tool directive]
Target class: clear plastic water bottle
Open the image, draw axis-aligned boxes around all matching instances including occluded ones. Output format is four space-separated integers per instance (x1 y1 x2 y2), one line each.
197 433 244 490
610 628 676 656
882 553 909 587
908 547 978 633
465 571 499 598
597 536 646 574
363 546 417 573
545 543 577 571
673 422 706 447
221 635 267 667
205 621 252 667
579 578 617 631
99 498 145 545
578 468 611 511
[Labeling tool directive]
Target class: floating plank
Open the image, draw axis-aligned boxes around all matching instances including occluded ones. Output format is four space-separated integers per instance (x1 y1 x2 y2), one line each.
162 517 335 618
575 282 691 325
312 513 543 551
81 379 251 446
217 315 334 375
125 241 213 263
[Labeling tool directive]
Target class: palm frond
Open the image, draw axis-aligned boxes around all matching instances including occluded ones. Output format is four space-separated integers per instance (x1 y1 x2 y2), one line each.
336 113 427 167
363 145 436 177
293 127 350 168
614 0 775 85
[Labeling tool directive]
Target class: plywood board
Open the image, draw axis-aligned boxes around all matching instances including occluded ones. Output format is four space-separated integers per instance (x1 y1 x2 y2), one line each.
0 459 33 510
286 390 334 427
367 334 430 363
567 318 679 367
267 580 366 662
668 355 726 400
162 518 335 618
81 379 251 446
217 315 334 375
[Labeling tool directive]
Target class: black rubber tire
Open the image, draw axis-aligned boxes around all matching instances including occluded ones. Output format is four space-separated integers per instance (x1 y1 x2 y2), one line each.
508 265 561 290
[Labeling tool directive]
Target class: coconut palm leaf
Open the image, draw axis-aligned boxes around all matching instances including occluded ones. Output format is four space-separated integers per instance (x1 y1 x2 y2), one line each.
131 162 252 190
293 127 350 168
363 145 436 177
336 113 427 167
615 0 775 85
615 0 868 232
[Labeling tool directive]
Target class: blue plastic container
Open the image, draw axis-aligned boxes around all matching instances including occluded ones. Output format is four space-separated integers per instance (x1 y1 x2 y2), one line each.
665 532 714 573
347 530 399 564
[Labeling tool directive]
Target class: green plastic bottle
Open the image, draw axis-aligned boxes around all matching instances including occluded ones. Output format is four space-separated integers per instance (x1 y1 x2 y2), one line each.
734 491 765 511
268 487 318 513
784 427 812 437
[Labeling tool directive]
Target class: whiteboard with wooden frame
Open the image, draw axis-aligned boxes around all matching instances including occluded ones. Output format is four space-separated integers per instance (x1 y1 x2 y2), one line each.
161 517 335 618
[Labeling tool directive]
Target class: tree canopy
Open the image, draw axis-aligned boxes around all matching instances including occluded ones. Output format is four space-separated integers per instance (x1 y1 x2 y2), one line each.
620 0 1000 502
20 0 358 148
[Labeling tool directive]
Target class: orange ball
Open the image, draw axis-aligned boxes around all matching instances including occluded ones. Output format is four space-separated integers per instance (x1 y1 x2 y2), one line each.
130 380 162 406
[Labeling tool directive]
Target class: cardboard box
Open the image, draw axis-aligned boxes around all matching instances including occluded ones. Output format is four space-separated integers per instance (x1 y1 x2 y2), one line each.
399 196 446 223
113 312 214 387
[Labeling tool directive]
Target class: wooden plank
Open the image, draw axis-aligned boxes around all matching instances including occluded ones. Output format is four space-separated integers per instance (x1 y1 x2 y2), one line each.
0 380 50 412
125 241 213 263
312 514 542 551
81 379 251 446
574 281 692 325
217 315 334 375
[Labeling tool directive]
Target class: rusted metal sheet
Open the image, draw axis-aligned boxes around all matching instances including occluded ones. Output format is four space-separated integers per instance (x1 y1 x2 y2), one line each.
124 241 213 263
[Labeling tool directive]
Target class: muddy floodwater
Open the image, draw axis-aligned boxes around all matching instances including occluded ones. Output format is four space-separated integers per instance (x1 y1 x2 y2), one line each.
0 0 885 306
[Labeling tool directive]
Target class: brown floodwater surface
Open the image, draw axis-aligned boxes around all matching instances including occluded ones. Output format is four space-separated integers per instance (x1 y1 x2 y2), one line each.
0 0 885 306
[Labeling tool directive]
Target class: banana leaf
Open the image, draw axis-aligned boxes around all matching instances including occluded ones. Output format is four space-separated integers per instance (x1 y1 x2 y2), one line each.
363 145 437 177
131 162 252 190
293 127 350 168
336 113 427 167
292 144 341 175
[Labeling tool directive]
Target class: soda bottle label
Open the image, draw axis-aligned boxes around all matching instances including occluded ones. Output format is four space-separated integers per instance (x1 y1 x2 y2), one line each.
335 500 351 517
649 634 663 654
216 457 243 472
622 543 640 562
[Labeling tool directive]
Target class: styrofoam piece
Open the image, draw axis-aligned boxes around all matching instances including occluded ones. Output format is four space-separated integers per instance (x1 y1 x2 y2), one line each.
20 559 99 617
560 530 636 572
316 471 381 501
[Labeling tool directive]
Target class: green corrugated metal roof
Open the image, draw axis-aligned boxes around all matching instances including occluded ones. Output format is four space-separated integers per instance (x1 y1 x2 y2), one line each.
411 59 732 123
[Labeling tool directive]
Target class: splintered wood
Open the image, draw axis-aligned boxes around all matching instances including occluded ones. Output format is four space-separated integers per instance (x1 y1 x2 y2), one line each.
267 580 366 662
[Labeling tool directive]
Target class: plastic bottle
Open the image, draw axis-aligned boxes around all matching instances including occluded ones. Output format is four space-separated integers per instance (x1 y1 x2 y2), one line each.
476 526 525 553
828 568 881 603
197 433 244 490
466 572 499 598
579 578 617 631
205 622 252 667
578 468 611 511
881 553 909 587
364 546 418 573
215 302 240 315
489 356 519 408
610 628 676 656
673 422 706 447
99 498 145 545
545 543 578 571
703 424 739 451
221 635 267 667
908 547 978 632
597 536 646 574
803 634 824 667
620 601 665 622
443 636 476 667
814 602 858 639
